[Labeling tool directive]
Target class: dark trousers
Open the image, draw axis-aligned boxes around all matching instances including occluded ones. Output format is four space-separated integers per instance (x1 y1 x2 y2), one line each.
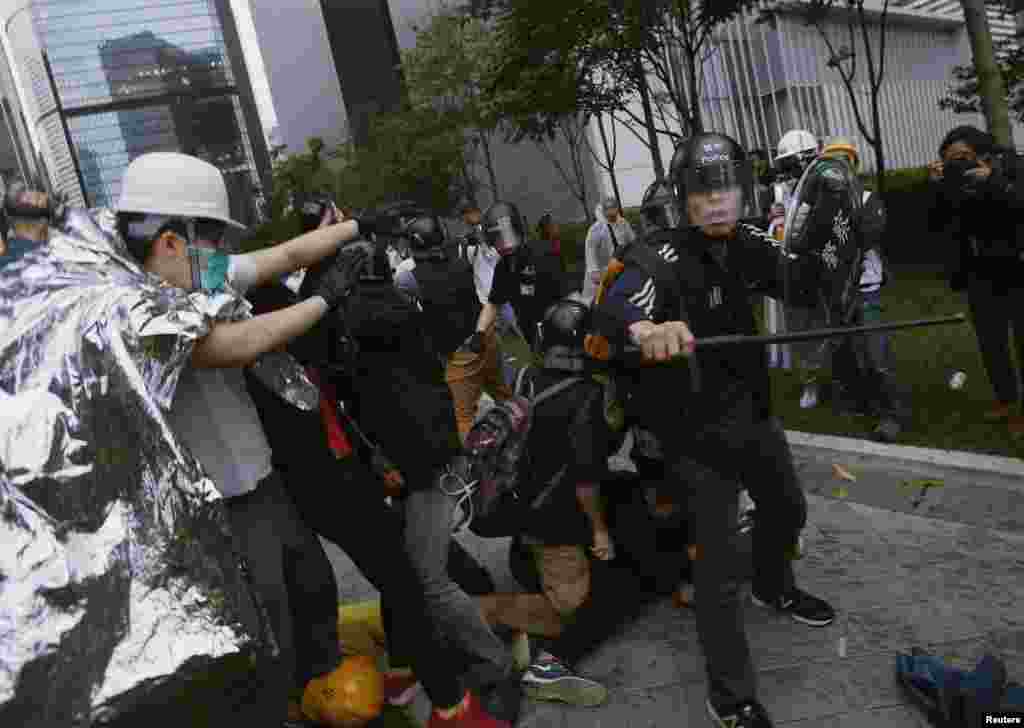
507 536 656 669
224 472 341 698
283 461 467 710
967 273 1024 405
547 557 657 667
656 407 807 706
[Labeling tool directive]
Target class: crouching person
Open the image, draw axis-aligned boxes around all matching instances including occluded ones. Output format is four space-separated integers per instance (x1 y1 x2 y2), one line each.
115 152 405 726
474 299 629 708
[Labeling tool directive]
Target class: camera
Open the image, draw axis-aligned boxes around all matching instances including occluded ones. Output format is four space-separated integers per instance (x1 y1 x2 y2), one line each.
297 194 336 233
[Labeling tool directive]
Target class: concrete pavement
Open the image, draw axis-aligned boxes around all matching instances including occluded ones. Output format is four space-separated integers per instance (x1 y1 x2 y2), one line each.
320 439 1024 727
95 436 1024 727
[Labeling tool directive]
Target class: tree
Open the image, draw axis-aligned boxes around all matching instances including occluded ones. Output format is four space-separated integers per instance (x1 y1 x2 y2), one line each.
960 0 1013 147
586 111 623 207
476 0 759 178
333 105 470 213
401 3 504 205
764 0 893 194
940 0 1018 144
267 136 336 221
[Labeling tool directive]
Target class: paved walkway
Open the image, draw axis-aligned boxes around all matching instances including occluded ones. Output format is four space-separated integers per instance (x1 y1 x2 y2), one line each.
96 442 1024 727
327 443 1024 727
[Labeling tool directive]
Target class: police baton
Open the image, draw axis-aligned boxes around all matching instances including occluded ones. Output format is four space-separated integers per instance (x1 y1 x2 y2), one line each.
606 314 968 390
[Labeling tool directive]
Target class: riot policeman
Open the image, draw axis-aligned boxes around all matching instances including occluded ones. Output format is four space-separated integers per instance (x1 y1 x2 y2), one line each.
597 132 835 728
639 178 683 240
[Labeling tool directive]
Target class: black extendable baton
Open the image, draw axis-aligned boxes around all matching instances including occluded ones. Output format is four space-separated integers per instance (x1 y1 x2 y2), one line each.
599 314 968 391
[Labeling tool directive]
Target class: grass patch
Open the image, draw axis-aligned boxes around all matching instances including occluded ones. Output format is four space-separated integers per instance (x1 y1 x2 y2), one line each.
509 264 1022 459
767 265 1022 458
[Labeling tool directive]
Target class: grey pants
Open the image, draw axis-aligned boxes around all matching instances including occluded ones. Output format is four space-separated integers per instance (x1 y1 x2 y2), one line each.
403 486 512 680
786 303 830 374
224 472 341 705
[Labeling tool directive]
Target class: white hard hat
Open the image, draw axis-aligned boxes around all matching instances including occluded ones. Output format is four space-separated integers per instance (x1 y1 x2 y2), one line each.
116 152 246 229
776 130 818 163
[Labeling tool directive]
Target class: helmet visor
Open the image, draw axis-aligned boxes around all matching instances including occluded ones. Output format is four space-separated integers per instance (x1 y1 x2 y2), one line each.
484 213 522 256
683 160 754 228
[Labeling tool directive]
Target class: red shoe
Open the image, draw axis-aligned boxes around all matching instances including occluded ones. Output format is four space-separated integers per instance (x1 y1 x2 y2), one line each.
382 670 422 707
427 691 511 728
984 401 1014 422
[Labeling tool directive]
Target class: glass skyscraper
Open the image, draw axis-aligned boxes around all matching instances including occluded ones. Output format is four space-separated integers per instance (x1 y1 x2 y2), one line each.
4 0 269 224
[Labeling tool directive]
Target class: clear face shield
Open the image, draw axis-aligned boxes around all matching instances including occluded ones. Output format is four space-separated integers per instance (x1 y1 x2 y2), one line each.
484 214 523 257
683 160 755 230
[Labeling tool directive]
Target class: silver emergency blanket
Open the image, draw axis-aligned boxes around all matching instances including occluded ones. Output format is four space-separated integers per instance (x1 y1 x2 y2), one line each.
0 208 318 726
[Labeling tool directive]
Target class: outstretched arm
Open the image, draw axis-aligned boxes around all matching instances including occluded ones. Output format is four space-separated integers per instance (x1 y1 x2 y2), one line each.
240 220 361 290
192 296 329 369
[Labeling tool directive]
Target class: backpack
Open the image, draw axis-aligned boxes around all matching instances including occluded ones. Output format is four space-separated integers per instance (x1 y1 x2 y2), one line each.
584 236 681 362
439 366 584 537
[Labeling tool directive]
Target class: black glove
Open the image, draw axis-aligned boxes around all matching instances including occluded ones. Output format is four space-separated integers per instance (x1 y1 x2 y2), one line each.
465 331 485 354
311 244 369 309
355 200 426 237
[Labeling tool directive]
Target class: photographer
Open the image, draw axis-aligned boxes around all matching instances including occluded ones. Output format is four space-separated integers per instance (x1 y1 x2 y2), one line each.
0 182 54 267
927 126 1024 436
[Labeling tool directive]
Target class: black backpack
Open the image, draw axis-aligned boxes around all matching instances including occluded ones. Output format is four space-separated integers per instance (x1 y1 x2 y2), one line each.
439 367 585 538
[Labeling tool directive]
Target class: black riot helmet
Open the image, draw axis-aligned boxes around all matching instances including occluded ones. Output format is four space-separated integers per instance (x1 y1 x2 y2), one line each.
640 179 682 235
669 133 755 233
403 214 448 258
482 201 527 257
537 298 590 356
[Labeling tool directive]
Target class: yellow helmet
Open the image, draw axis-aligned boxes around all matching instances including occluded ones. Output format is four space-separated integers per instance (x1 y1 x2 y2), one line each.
822 136 859 169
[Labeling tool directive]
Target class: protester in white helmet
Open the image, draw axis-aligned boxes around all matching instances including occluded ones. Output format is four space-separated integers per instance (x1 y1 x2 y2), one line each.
818 138 910 442
770 130 834 407
114 152 420 727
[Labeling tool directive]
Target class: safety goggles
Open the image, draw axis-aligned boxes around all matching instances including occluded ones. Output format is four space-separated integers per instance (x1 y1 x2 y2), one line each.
121 213 228 250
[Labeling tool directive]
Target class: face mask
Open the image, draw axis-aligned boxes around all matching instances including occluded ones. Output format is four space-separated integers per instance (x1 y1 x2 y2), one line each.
187 245 230 292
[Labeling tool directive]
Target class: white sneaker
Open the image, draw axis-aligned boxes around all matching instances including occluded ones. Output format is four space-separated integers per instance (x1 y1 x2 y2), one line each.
607 455 637 473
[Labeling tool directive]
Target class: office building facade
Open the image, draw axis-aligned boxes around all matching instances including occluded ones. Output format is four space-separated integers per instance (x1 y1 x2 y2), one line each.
0 34 39 188
246 0 350 157
596 0 1022 206
2 0 270 224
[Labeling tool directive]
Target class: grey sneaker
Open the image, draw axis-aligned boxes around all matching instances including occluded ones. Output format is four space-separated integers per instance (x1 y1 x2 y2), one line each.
706 697 775 727
521 655 607 707
799 382 819 409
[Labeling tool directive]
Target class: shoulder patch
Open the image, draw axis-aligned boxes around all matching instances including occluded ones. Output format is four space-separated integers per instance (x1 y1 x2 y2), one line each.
657 243 679 263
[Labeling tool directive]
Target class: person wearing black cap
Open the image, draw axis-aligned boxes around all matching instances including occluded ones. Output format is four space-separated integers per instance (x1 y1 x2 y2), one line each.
393 212 514 442
474 201 568 353
927 125 1024 437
